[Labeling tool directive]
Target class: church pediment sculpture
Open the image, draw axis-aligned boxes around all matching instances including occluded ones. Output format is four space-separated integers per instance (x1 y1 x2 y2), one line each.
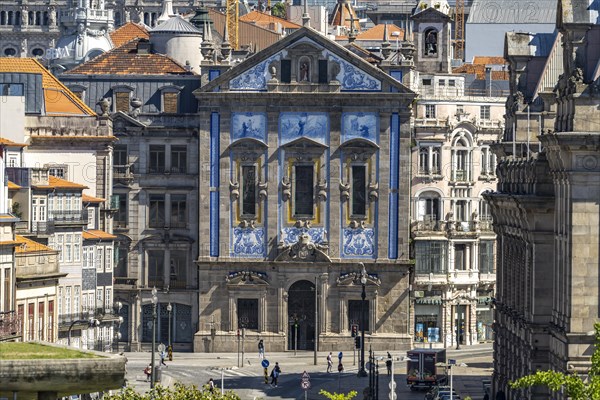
336 270 381 286
226 270 269 285
276 233 330 262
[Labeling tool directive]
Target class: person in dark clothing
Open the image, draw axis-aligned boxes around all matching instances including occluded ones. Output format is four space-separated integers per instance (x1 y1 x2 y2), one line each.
258 339 265 359
270 362 281 387
386 352 392 375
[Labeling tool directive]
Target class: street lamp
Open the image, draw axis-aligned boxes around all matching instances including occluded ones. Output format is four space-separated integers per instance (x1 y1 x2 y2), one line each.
167 302 172 357
150 287 158 389
358 263 368 377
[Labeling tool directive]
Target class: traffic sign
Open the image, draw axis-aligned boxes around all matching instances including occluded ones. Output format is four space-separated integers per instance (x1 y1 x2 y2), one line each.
261 359 270 368
389 392 397 400
301 380 311 390
301 371 310 380
389 381 396 390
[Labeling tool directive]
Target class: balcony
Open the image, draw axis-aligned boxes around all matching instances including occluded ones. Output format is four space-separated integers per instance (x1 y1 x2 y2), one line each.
448 269 480 285
411 219 446 236
48 211 85 225
14 221 55 235
113 164 134 181
58 311 95 326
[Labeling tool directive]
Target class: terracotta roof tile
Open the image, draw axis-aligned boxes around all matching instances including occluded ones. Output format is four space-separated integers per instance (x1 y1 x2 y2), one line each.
68 38 192 75
0 58 95 116
330 2 360 30
0 138 27 147
110 22 150 48
356 24 404 41
83 229 117 240
240 10 301 29
7 181 21 190
15 235 54 253
452 64 509 80
82 193 105 203
33 175 88 190
472 56 507 65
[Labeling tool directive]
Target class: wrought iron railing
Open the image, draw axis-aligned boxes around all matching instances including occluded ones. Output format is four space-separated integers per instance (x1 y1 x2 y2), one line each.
0 311 22 339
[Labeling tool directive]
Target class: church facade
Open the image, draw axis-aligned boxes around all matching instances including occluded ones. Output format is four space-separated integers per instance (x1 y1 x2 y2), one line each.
194 26 416 352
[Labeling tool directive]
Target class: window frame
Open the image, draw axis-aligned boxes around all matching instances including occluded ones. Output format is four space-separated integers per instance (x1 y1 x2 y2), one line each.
425 104 436 119
240 164 257 218
480 105 491 120
292 163 315 218
149 193 166 228
170 145 187 173
350 164 367 218
148 145 166 174
170 194 187 228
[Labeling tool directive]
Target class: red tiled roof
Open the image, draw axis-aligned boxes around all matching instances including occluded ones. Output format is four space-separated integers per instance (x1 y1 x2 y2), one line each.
0 59 95 116
452 64 509 81
356 24 404 41
33 176 89 190
240 10 301 30
0 138 27 147
110 22 150 48
83 229 117 240
82 193 105 203
68 38 191 75
472 56 507 65
15 235 54 253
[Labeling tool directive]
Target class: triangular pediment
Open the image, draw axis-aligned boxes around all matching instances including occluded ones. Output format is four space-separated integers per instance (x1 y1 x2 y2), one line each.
196 27 413 94
411 7 452 21
112 112 148 129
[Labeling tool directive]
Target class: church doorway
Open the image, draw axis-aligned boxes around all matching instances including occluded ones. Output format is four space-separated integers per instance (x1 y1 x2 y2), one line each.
287 280 316 351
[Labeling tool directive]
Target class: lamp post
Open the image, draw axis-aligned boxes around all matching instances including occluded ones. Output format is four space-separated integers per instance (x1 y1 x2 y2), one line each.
436 360 467 400
167 302 172 351
456 304 461 350
150 287 158 389
358 263 368 377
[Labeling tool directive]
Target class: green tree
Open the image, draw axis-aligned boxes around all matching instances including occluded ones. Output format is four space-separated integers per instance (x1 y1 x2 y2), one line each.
103 383 241 400
319 389 358 400
271 2 286 19
510 323 600 400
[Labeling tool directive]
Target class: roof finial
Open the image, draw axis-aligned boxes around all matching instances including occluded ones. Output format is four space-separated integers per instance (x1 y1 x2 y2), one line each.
381 23 391 58
157 0 175 25
302 0 311 27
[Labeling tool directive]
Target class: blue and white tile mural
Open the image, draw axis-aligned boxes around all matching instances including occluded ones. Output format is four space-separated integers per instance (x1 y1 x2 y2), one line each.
342 228 376 257
327 52 381 91
281 227 327 246
279 112 328 145
232 227 266 257
230 53 285 91
231 113 267 142
342 113 378 143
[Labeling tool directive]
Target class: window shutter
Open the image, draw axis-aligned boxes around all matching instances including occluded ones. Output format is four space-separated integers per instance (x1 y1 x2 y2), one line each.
163 92 178 113
115 92 129 112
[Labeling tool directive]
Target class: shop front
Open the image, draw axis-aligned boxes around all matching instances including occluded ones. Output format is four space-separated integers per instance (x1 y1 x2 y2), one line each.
414 300 442 344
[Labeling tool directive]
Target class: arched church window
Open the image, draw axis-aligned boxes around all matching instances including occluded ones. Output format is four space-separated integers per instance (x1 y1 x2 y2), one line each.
424 29 438 56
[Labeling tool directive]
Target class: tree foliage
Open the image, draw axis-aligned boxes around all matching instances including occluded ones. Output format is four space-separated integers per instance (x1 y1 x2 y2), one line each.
271 2 286 19
103 383 241 400
318 389 358 400
510 323 600 400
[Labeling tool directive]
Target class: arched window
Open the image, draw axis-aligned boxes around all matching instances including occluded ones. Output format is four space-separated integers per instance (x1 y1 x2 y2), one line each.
43 11 49 25
424 28 438 56
114 11 121 27
451 132 472 182
32 48 44 57
35 11 41 26
416 190 442 222
28 11 34 25
8 11 13 25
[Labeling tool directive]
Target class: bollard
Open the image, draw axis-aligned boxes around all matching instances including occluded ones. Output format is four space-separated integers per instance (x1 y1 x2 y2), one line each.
264 367 269 384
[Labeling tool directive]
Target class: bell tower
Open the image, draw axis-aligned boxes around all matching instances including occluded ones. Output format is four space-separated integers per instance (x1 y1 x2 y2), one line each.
411 0 452 74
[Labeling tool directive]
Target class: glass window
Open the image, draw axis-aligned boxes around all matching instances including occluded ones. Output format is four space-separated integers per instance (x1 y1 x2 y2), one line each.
170 194 187 228
114 145 127 166
114 193 127 228
149 145 165 173
149 194 165 227
114 244 128 278
162 92 178 113
425 105 436 118
74 235 81 262
170 145 187 173
0 83 23 95
417 193 441 221
422 79 432 86
170 252 186 287
237 298 259 330
415 241 447 274
479 240 495 274
455 200 469 221
96 247 104 271
351 165 367 216
449 80 456 87
148 250 164 286
241 165 256 217
294 165 314 217
96 288 103 310
105 288 112 312
439 79 445 86
105 247 113 271
454 244 466 270
480 105 491 120
65 286 71 316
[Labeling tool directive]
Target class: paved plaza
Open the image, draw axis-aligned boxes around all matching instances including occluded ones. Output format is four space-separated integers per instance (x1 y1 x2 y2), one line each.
120 344 493 400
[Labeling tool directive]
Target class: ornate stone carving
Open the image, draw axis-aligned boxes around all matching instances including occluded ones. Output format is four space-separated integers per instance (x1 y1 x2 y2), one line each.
97 97 111 116
339 181 350 201
229 180 240 201
317 179 327 201
129 97 142 118
276 233 330 262
368 181 378 201
281 176 291 201
257 181 268 201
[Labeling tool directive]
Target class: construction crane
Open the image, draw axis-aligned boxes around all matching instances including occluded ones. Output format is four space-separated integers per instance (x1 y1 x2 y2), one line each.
454 0 465 61
226 0 239 50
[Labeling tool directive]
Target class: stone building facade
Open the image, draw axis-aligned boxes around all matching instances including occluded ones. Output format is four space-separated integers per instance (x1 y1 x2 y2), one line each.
487 1 600 398
194 26 416 352
408 0 505 348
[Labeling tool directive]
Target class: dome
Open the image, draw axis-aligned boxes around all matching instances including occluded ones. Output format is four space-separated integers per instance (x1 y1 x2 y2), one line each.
150 16 202 35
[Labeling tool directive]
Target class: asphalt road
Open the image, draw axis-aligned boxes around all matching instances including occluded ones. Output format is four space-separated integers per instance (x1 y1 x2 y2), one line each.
120 345 493 400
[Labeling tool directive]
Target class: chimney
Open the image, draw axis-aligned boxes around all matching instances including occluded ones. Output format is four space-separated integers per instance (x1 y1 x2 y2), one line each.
137 39 152 54
485 66 492 96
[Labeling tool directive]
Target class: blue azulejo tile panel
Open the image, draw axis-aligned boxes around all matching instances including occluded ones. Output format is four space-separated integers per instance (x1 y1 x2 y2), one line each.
231 112 267 143
210 191 219 257
342 228 376 257
232 227 265 257
341 112 379 144
281 227 327 246
230 53 284 91
279 112 328 145
326 52 381 91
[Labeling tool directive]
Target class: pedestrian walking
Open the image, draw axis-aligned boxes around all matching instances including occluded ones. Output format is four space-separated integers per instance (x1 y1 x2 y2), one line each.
327 352 333 373
159 346 168 367
258 339 265 359
270 362 281 387
144 364 152 382
386 352 392 375
207 378 216 392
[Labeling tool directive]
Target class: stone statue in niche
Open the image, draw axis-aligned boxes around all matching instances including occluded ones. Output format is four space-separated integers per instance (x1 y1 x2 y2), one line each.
299 61 309 81
425 30 437 55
